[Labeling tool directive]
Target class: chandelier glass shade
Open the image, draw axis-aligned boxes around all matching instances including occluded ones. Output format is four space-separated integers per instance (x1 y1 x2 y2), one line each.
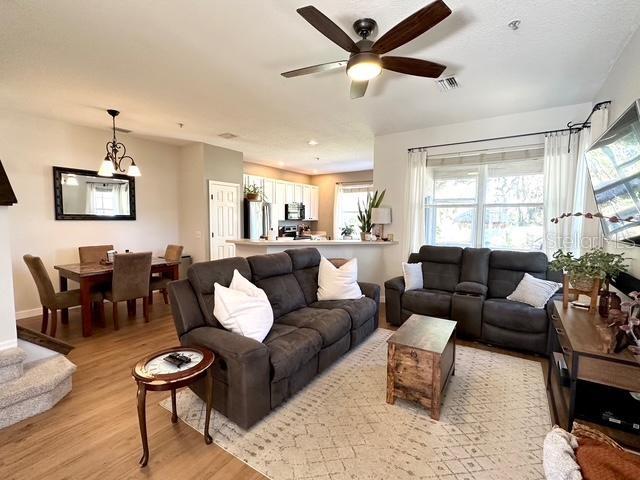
98 109 141 177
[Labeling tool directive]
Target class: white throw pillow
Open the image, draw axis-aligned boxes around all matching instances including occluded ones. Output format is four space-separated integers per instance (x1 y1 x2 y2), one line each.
317 257 363 301
402 262 423 291
213 270 273 342
507 273 562 309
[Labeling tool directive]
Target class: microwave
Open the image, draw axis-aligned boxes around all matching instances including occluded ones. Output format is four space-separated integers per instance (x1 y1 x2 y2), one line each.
285 203 305 221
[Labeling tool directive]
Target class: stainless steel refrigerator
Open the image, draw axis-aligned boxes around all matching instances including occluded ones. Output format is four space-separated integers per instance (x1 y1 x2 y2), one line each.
244 199 272 240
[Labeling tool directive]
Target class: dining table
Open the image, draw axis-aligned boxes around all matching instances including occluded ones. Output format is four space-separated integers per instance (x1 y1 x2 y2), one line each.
54 257 180 337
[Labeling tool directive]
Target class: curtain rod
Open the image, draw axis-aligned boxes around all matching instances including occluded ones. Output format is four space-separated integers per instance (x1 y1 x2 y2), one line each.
408 100 611 153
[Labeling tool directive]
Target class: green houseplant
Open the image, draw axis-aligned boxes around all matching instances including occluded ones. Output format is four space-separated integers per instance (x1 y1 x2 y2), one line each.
357 189 386 240
340 224 355 240
244 184 263 201
549 248 628 290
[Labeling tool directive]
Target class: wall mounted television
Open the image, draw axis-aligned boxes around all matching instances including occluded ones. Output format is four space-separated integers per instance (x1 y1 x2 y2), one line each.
586 99 640 244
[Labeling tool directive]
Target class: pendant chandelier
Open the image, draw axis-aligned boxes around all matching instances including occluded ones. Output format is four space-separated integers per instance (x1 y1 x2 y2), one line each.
97 109 141 177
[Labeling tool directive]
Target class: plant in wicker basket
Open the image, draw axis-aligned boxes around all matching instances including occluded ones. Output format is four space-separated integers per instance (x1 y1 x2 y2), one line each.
549 249 628 290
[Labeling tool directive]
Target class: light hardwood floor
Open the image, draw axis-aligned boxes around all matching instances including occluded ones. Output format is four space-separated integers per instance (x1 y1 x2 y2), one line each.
1 299 544 480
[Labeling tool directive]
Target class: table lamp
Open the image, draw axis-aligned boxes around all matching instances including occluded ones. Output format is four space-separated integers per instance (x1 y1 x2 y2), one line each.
371 207 391 239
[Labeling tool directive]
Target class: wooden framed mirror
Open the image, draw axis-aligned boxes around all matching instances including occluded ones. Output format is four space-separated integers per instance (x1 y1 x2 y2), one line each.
53 166 136 221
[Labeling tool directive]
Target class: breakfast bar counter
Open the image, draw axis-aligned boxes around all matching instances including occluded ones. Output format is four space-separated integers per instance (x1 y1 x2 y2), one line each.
226 239 397 285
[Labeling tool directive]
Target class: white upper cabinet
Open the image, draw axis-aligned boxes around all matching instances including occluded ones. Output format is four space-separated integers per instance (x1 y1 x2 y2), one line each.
293 184 304 203
285 182 295 204
262 178 275 204
309 186 319 220
242 174 320 222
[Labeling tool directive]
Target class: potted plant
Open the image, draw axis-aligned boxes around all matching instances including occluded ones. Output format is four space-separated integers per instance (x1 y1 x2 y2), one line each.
549 248 628 290
357 189 386 240
340 224 355 240
244 184 263 201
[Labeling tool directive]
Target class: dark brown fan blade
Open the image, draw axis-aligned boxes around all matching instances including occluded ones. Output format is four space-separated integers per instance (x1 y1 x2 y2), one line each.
297 6 359 53
371 0 452 55
281 60 348 78
350 80 368 99
381 56 446 77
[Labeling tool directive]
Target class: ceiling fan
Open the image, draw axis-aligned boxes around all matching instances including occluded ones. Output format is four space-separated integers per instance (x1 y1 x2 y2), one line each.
281 1 452 99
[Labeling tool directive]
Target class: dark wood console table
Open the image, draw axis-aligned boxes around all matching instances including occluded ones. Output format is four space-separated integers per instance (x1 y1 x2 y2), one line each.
548 300 640 450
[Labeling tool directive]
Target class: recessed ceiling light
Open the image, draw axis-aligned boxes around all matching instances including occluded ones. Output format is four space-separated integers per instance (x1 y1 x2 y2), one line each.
278 161 285 167
218 132 238 139
312 169 318 174
308 139 319 146
508 19 521 30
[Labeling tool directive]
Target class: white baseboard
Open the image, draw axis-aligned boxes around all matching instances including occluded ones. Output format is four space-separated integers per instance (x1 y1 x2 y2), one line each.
0 339 18 351
15 305 81 320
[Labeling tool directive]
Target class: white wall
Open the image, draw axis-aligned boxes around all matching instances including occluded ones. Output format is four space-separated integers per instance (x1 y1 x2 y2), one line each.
595 26 640 121
0 110 181 317
594 26 640 276
177 142 244 263
0 207 17 350
373 102 593 282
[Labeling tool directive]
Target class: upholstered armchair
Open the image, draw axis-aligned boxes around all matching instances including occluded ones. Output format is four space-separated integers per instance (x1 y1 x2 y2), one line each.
104 252 152 329
23 254 103 337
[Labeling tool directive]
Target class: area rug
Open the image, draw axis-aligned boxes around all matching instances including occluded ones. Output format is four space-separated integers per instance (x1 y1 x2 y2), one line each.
160 329 550 479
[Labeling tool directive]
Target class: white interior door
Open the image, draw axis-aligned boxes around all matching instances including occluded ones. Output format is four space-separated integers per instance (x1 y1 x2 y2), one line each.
209 181 240 260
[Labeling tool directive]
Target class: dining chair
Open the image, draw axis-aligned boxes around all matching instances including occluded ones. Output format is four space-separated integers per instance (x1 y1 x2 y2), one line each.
78 245 114 264
104 252 152 330
23 254 104 337
149 244 183 305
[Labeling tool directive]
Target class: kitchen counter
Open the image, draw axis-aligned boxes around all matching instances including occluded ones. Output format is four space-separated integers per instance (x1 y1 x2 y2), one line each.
227 239 399 286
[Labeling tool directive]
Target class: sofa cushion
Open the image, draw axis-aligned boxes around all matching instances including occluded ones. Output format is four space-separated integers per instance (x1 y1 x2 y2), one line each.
263 325 322 382
402 289 452 318
248 253 307 319
460 247 491 285
286 248 321 304
483 298 548 334
311 296 377 329
187 257 252 327
411 246 463 292
488 250 549 298
277 307 350 346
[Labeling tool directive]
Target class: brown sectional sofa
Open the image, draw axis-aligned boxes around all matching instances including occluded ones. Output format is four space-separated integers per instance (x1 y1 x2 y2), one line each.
385 245 562 355
168 247 380 429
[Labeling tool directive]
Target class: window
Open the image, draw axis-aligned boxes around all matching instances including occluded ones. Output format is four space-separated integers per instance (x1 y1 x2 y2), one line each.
334 183 373 238
425 153 544 251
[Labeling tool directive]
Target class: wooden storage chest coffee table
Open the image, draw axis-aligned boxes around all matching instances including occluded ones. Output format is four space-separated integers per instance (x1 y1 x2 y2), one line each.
386 314 457 420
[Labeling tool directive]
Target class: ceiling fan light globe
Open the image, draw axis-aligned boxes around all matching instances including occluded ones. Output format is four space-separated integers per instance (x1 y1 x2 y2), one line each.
347 53 382 81
97 158 114 177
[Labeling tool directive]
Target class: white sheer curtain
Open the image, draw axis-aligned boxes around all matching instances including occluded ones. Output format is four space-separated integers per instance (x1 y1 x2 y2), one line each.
578 107 609 249
403 150 427 260
543 132 580 256
85 183 98 214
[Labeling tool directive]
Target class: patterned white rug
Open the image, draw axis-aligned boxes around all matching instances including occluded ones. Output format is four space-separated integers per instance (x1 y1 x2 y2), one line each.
160 329 550 480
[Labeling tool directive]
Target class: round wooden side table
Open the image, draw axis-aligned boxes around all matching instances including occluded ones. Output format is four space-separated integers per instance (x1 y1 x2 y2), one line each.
132 346 215 467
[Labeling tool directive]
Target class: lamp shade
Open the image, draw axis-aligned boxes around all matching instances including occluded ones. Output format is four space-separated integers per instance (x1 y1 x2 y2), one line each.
371 207 391 225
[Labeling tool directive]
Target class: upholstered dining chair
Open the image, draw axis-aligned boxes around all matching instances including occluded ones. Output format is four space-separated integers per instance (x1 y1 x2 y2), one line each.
149 244 183 305
104 252 152 330
78 244 114 264
23 254 104 337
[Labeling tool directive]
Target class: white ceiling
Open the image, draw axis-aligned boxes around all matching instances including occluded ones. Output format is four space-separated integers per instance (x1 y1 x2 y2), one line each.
1 0 639 174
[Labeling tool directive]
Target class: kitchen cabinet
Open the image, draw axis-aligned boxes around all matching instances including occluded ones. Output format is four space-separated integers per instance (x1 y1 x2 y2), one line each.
309 186 319 220
241 173 320 222
262 178 275 204
285 182 295 204
302 185 311 219
293 184 304 203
